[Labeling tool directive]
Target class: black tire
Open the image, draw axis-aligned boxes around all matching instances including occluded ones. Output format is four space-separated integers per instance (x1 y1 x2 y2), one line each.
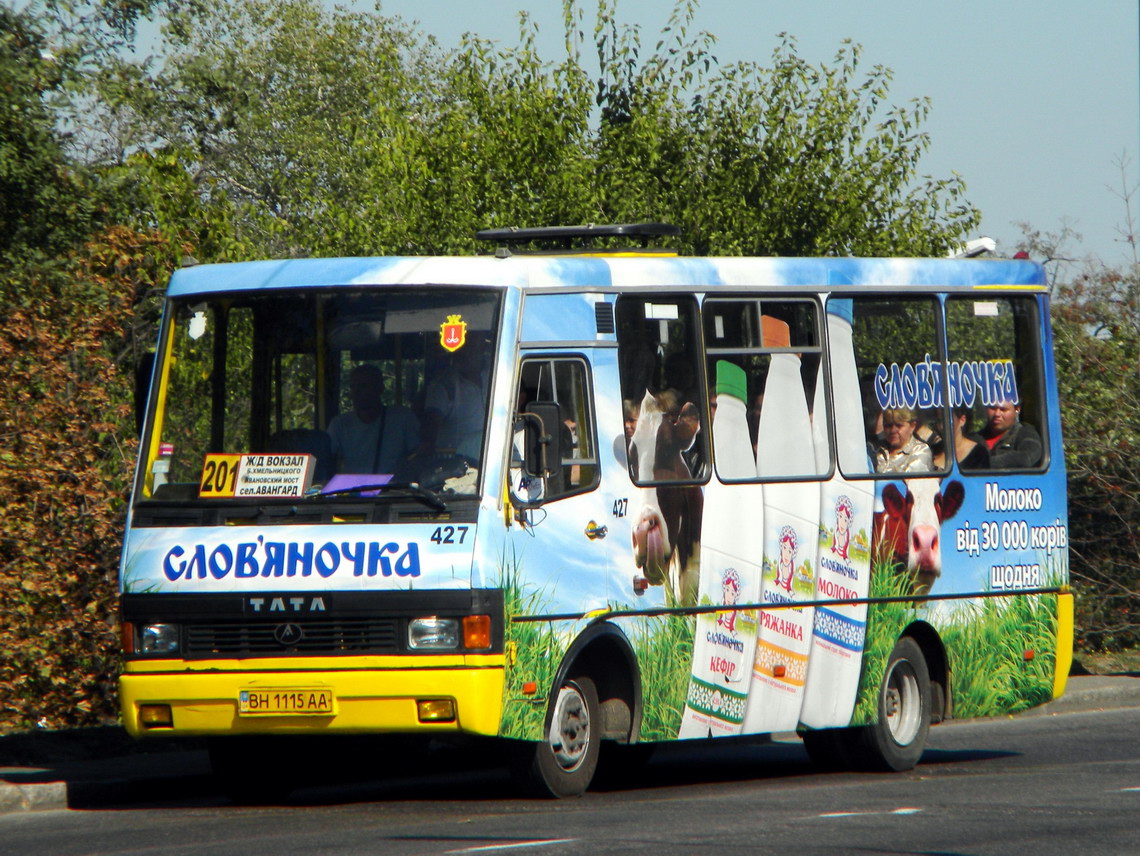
208 736 297 805
856 635 932 771
511 677 601 798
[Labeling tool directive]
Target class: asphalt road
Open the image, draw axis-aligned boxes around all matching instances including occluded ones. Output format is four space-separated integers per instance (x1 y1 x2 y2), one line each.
0 694 1138 856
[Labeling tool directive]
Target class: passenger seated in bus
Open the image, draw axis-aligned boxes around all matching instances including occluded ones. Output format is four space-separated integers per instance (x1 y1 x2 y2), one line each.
874 407 933 473
327 364 420 474
420 338 489 463
935 405 989 470
622 398 640 451
657 385 708 479
981 400 1042 468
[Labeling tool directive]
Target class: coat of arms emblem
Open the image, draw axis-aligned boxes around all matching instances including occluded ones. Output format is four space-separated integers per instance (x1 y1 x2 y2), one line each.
440 314 467 352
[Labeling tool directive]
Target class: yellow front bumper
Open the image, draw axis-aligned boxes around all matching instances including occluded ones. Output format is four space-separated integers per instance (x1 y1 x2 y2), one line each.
120 655 505 738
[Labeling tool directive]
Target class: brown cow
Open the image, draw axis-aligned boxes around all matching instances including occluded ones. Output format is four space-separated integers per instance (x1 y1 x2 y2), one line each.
629 390 704 606
873 478 965 595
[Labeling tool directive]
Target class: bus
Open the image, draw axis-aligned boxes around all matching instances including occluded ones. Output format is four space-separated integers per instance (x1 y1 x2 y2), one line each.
119 223 1072 799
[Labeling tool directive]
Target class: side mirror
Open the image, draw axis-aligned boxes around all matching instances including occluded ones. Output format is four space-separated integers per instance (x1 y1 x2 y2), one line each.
510 400 564 504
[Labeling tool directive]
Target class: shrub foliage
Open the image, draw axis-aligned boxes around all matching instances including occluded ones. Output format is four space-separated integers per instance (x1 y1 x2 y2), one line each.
0 228 171 729
1052 260 1140 650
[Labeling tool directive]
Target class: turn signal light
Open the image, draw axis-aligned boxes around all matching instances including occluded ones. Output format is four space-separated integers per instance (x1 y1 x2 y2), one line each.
417 699 456 722
138 704 173 728
463 615 492 650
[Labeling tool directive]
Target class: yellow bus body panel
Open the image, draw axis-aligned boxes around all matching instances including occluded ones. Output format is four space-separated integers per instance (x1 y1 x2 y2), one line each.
1053 591 1075 699
119 655 505 738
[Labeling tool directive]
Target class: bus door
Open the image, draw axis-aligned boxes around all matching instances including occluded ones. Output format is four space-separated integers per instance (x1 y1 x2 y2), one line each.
613 294 710 609
507 350 625 616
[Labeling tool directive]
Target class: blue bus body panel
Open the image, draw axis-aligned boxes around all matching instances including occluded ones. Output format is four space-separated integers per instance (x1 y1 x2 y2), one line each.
166 256 1046 297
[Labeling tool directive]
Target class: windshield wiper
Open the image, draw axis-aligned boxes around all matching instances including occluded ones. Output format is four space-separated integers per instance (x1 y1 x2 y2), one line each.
313 481 448 512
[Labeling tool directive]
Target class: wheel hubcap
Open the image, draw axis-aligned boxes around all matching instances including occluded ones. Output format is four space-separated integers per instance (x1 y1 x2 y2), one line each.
549 684 591 771
883 660 921 746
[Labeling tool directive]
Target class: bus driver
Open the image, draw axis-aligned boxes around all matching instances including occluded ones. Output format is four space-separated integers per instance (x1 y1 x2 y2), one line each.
327 364 420 474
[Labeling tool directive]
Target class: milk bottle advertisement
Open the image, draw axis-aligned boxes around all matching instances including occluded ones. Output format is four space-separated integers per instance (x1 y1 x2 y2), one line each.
742 348 819 735
801 300 874 728
679 362 762 738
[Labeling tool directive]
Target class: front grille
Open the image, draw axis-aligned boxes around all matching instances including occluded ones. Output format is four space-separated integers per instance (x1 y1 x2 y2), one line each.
185 618 400 657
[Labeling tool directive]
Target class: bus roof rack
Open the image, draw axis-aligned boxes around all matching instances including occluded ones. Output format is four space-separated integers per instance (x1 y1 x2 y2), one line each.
475 222 681 256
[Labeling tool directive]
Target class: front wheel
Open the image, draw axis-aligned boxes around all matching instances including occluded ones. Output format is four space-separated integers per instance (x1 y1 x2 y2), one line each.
511 677 601 797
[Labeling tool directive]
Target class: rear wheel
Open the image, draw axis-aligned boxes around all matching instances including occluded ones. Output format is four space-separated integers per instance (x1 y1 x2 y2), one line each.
511 677 601 797
858 636 931 771
803 636 931 773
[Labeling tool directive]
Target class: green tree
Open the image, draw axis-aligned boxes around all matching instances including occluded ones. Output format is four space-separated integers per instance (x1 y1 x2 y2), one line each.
0 5 94 261
104 0 449 256
1020 202 1140 651
588 3 978 256
1057 268 1140 650
1055 267 1139 650
1 1 198 262
106 0 979 260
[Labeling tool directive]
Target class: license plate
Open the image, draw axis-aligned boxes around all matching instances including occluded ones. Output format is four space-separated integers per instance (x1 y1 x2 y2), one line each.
238 688 334 716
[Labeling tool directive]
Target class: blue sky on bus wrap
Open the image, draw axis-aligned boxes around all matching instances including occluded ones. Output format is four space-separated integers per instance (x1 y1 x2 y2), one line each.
358 0 1140 266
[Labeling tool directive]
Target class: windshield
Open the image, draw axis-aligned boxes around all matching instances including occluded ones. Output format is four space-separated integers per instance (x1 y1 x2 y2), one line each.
139 287 501 503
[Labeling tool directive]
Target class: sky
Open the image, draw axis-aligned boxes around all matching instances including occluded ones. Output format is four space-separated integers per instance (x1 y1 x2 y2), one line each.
354 0 1140 266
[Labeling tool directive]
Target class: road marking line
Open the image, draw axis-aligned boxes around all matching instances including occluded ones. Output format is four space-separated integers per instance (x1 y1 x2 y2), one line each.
819 807 924 818
447 840 577 853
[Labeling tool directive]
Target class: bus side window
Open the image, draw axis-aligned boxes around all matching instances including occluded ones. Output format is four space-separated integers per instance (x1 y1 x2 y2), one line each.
945 296 1046 471
616 297 708 485
703 297 827 480
512 357 599 502
848 297 950 477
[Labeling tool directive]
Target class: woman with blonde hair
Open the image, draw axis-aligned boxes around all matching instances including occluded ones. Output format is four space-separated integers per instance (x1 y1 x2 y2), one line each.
874 406 932 473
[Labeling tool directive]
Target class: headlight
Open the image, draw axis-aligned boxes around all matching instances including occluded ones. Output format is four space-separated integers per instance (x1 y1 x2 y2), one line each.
140 623 180 655
408 617 459 650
